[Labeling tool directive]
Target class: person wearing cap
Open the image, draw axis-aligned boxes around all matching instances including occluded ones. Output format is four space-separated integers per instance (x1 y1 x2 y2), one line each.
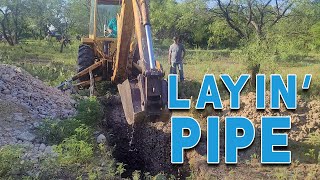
168 36 186 81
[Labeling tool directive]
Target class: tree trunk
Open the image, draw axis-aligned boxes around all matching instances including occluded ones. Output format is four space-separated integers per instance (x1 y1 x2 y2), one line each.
250 64 260 88
1 21 14 46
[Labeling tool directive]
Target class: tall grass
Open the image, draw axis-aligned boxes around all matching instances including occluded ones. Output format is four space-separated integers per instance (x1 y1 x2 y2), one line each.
0 40 78 86
157 48 320 100
1 40 320 99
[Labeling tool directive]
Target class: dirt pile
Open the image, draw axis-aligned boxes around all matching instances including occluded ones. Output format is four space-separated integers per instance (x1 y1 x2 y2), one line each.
221 92 320 141
186 92 320 178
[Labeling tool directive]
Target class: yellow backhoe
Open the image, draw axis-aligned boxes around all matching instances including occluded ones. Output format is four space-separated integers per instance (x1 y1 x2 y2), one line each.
58 0 170 125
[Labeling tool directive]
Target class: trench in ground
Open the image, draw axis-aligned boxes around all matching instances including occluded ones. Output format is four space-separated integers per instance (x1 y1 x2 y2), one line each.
99 96 190 178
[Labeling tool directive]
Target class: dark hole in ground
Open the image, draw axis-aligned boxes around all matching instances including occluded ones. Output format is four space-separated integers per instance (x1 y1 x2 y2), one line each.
99 95 190 178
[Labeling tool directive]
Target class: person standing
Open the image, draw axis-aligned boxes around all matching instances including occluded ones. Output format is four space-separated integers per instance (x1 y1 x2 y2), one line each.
168 36 186 81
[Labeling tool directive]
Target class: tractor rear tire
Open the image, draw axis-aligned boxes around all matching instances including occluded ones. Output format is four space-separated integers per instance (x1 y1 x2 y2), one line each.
78 44 94 82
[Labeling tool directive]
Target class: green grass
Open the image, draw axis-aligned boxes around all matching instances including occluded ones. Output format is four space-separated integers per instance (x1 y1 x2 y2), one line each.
1 40 320 179
0 40 78 86
0 146 31 178
2 40 320 100
157 48 320 101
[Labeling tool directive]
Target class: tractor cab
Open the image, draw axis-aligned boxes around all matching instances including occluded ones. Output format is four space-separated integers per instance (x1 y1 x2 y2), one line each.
82 0 121 59
89 0 121 39
79 0 122 84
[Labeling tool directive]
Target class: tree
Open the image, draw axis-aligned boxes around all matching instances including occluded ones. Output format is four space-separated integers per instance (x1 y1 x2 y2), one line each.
0 0 28 45
208 18 240 48
64 0 90 36
214 0 296 86
215 0 295 39
150 0 212 47
150 0 181 39
176 0 212 47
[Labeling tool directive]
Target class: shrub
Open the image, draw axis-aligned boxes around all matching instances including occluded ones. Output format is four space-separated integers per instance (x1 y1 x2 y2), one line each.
73 125 94 142
0 146 30 178
76 96 103 125
36 157 61 179
54 137 94 166
306 132 320 147
36 118 83 145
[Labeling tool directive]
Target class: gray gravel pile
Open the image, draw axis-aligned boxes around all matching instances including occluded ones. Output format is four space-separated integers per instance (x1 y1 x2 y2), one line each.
0 64 76 162
0 64 76 119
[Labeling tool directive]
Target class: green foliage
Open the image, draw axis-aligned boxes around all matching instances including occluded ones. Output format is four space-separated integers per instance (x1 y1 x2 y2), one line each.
65 0 90 36
75 96 103 126
0 0 30 45
36 156 62 179
273 168 289 180
36 124 125 179
0 146 30 178
54 137 94 166
73 125 94 142
310 22 320 50
305 132 320 163
306 132 320 147
304 149 317 163
116 162 126 178
153 173 167 180
36 118 83 145
231 39 278 76
150 0 211 47
37 97 102 145
208 19 240 49
132 170 141 180
0 40 78 86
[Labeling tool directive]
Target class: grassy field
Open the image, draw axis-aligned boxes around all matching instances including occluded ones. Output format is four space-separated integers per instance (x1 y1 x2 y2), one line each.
1 40 320 100
0 40 77 86
1 40 320 179
157 48 320 101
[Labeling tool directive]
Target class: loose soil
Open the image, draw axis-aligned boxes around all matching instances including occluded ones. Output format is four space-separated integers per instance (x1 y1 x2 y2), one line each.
100 91 320 179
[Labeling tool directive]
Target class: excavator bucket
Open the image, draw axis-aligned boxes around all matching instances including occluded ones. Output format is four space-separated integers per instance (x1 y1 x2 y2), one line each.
118 72 170 125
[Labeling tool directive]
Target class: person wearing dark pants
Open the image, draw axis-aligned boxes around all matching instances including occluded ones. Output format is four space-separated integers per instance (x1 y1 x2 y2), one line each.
168 36 186 81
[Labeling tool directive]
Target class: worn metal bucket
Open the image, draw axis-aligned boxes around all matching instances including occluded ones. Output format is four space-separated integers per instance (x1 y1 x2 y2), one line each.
117 73 170 125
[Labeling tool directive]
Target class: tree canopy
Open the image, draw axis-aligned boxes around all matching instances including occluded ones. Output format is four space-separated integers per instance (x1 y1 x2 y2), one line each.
0 0 319 50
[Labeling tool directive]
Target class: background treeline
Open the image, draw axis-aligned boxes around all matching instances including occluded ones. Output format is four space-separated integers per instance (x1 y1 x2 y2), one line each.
0 0 90 45
0 0 319 50
1 0 320 83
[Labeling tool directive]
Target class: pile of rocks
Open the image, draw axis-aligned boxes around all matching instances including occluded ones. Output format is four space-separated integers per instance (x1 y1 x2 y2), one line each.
0 64 76 119
0 64 76 154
